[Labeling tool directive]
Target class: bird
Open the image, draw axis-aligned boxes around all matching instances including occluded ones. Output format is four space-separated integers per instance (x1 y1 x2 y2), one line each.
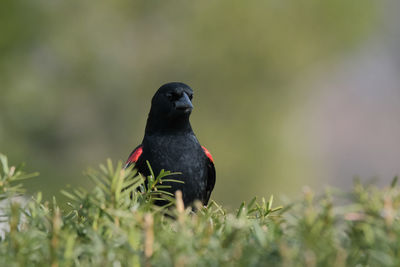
125 82 215 207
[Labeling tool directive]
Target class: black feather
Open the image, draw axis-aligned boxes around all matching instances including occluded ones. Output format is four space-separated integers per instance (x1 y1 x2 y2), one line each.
126 82 216 206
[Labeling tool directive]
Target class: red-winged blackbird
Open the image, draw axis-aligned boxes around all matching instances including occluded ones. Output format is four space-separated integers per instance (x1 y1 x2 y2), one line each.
125 82 215 206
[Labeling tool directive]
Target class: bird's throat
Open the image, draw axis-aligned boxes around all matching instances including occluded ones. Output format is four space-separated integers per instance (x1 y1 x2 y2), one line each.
144 113 193 135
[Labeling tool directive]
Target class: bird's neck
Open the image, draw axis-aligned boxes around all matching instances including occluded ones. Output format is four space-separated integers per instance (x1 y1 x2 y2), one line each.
144 113 193 136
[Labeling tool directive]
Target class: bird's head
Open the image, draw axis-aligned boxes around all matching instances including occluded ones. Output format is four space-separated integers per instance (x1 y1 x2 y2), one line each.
153 82 194 117
145 82 194 134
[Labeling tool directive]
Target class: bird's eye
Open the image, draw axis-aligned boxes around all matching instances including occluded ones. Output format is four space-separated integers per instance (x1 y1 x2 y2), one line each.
188 93 193 100
166 92 181 101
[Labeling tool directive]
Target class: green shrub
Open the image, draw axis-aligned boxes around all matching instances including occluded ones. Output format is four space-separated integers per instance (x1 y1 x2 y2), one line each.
1 153 399 266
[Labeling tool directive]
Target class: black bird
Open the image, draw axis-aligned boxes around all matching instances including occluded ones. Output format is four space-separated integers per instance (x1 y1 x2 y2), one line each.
125 82 215 206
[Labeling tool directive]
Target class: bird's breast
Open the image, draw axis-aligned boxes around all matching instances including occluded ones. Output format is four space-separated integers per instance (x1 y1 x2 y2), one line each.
139 134 209 205
142 134 207 185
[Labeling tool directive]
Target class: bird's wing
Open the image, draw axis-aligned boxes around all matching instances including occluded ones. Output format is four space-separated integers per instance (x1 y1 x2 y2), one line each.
125 145 143 168
202 146 216 205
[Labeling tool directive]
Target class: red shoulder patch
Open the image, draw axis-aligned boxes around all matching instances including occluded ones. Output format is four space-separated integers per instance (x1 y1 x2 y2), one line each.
202 146 214 163
126 146 143 165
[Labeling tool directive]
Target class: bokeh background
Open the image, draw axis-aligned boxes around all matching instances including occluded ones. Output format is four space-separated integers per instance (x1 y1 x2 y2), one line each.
1 0 399 208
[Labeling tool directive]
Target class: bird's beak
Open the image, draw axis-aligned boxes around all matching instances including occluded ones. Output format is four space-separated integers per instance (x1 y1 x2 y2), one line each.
175 93 193 113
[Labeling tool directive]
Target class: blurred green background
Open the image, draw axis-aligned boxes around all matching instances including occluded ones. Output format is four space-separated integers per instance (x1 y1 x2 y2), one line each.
2 0 399 208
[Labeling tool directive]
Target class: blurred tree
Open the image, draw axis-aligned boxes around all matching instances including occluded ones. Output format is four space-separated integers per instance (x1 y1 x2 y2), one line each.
0 0 377 207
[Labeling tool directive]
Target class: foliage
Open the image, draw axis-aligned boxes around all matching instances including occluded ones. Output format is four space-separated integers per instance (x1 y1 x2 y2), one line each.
1 154 400 266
